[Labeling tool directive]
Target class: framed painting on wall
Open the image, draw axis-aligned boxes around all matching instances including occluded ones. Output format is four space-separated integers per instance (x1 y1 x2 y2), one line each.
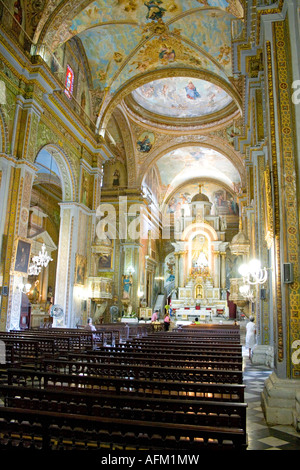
13 238 32 275
75 254 87 285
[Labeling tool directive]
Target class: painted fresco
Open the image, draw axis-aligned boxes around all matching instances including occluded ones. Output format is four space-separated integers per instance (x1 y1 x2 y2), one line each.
132 77 232 118
165 181 239 217
137 131 155 152
156 147 241 192
64 0 239 94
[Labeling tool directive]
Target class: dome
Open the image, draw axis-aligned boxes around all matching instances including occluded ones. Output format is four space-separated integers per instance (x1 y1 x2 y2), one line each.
231 230 249 245
191 185 210 203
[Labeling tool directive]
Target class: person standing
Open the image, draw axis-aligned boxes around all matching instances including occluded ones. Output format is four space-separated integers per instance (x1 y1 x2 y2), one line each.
151 310 159 322
245 315 256 359
164 313 170 331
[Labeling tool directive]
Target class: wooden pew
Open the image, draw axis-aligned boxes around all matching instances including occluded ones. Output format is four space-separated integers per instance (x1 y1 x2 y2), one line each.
0 406 247 450
0 325 247 450
0 384 247 432
65 351 243 369
4 368 246 402
11 358 244 383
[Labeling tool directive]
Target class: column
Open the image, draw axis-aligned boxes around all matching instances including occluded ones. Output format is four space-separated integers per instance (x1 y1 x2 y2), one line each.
220 252 227 289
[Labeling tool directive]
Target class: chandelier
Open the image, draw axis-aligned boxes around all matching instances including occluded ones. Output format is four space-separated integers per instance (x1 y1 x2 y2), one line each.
238 259 268 285
28 243 52 275
239 284 255 302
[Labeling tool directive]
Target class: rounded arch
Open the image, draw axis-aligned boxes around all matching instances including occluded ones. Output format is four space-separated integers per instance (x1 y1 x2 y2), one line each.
182 224 218 274
34 144 76 201
182 222 218 243
139 136 246 189
111 106 137 188
98 67 243 135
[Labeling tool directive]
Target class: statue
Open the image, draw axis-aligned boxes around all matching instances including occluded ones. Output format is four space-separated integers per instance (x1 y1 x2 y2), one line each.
122 274 133 299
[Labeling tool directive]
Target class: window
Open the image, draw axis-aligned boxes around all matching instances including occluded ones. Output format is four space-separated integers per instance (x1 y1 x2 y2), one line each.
64 65 74 99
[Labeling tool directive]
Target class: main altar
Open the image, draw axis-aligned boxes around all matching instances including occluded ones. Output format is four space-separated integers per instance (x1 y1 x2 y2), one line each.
170 266 228 324
166 185 230 324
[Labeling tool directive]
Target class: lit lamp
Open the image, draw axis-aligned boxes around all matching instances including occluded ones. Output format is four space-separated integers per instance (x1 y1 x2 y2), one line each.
238 259 268 285
239 284 254 303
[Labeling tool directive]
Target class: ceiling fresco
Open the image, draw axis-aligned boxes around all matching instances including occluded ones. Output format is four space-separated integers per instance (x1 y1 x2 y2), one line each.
57 0 243 98
164 181 239 216
154 146 241 198
131 77 232 118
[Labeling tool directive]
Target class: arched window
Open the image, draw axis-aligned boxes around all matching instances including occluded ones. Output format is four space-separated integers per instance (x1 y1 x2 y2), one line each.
64 65 74 99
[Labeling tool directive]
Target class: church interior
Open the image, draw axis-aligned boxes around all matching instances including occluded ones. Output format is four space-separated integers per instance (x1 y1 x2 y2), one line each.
0 0 299 452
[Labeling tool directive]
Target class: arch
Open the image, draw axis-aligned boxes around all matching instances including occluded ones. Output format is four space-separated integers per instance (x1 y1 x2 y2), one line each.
111 106 137 188
183 225 217 274
98 67 243 135
182 222 218 243
139 136 246 189
34 144 76 201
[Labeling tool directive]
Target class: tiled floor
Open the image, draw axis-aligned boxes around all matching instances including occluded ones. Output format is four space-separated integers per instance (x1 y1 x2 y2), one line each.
242 348 300 451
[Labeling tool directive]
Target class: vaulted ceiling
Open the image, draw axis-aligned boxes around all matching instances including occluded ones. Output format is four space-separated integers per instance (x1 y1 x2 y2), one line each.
11 0 246 204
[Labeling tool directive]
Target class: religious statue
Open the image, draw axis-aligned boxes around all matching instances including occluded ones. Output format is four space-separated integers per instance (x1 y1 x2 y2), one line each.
122 274 133 299
112 169 120 186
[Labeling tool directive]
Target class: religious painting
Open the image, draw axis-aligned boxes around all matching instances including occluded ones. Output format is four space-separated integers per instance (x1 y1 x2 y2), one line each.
75 254 86 285
132 77 232 119
144 1 166 21
137 131 154 153
98 251 113 270
213 189 239 215
11 0 24 40
69 2 234 94
80 169 93 209
13 238 31 275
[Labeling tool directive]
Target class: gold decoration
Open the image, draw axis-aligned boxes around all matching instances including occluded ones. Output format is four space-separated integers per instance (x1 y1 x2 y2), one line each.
263 167 274 249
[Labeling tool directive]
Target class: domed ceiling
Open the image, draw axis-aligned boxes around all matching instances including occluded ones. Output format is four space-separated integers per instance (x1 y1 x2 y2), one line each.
132 77 233 119
36 0 244 124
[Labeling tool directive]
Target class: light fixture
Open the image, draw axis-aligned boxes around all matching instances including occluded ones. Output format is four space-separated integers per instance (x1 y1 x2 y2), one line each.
28 260 41 276
239 284 254 302
28 243 52 275
238 259 268 285
32 243 53 268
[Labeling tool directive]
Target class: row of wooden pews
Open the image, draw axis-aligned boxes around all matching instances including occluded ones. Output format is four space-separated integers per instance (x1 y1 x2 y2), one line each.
0 323 248 451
